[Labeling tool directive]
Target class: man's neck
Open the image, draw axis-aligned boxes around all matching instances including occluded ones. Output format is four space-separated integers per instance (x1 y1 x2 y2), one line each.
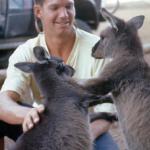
45 30 76 63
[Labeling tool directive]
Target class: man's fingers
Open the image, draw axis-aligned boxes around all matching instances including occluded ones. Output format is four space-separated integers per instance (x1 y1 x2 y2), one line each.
31 108 40 124
23 114 34 132
22 106 43 133
37 104 45 113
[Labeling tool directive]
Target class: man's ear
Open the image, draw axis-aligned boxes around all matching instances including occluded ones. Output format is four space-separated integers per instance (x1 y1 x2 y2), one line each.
34 4 42 19
34 4 43 32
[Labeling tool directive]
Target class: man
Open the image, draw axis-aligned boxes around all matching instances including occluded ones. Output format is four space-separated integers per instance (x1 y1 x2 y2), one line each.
0 0 118 149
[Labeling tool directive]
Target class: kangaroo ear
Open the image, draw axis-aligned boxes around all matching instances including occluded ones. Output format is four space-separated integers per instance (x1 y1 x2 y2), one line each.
64 65 75 77
33 46 50 61
101 8 119 32
14 62 34 73
128 15 145 30
56 64 75 77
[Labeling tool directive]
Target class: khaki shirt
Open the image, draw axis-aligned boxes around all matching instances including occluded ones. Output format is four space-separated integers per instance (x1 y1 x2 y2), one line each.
1 28 114 112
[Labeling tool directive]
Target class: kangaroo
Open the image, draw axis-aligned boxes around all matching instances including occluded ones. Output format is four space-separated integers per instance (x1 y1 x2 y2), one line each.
84 8 150 150
11 46 116 150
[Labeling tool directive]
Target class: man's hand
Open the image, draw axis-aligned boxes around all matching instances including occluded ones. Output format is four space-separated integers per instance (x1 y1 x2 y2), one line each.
90 119 111 141
22 104 45 132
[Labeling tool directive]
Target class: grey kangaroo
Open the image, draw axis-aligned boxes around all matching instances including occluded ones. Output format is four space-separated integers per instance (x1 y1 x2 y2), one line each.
84 8 150 150
12 46 116 150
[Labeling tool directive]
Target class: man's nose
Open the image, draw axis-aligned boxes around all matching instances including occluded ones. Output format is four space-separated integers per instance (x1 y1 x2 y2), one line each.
59 8 69 18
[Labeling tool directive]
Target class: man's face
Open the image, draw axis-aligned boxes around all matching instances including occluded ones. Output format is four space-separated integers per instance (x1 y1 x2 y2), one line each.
35 0 75 36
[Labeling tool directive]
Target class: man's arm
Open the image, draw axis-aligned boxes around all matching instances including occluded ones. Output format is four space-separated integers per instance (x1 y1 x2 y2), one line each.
90 119 111 141
0 91 44 131
0 91 31 124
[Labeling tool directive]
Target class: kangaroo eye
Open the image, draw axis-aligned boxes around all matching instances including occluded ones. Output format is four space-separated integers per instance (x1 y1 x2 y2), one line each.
100 36 104 40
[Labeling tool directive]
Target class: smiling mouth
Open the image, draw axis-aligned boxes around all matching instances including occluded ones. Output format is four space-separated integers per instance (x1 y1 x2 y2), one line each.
56 22 70 25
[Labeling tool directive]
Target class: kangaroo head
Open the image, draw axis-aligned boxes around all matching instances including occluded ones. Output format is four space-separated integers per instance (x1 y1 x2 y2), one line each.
15 46 75 77
92 8 144 59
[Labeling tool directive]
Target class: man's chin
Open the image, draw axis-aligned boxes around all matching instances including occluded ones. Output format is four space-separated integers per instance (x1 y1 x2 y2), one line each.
56 27 72 34
54 30 69 37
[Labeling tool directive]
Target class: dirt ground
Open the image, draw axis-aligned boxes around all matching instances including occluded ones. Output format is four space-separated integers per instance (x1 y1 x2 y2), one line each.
2 1 150 150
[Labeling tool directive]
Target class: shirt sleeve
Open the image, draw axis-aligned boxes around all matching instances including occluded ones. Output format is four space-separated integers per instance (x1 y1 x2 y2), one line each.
1 44 32 101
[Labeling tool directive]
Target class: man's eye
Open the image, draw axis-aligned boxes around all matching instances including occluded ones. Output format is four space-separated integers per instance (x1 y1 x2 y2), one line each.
66 4 73 10
49 6 58 11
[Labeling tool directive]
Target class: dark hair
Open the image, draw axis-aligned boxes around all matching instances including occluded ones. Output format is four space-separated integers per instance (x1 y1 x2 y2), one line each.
34 0 44 5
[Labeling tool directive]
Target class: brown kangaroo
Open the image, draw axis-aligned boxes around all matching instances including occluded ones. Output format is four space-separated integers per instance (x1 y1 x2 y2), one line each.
84 8 150 150
11 46 116 150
